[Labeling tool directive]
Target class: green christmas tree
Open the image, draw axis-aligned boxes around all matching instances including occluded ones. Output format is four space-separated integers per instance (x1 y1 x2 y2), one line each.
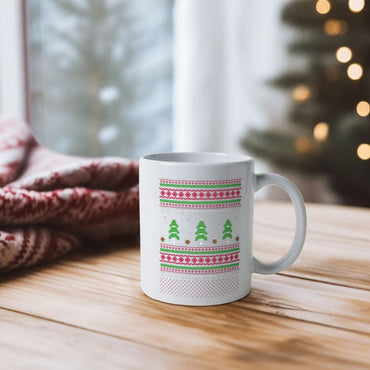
242 0 370 206
168 219 180 240
195 220 208 241
222 219 233 240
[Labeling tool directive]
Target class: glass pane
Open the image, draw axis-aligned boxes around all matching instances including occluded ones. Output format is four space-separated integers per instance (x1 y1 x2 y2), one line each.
26 0 173 158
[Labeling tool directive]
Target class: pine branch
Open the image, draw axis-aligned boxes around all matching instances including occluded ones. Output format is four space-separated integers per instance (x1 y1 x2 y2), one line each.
281 0 369 29
289 34 370 55
326 114 370 205
242 129 325 173
270 71 310 88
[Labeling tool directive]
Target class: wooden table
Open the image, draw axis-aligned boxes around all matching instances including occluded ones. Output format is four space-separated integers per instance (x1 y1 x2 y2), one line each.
0 202 369 369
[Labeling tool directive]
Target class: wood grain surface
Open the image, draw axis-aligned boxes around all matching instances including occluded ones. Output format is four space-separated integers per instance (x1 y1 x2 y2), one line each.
0 202 369 369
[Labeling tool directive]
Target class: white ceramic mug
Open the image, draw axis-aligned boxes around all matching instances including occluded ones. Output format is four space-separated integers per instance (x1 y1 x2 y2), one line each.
139 152 306 306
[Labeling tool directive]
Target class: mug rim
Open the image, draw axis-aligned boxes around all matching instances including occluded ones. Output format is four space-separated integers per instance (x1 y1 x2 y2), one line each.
140 152 253 166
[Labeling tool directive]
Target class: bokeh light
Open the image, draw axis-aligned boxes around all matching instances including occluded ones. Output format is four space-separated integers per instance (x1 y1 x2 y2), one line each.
316 0 331 14
295 136 312 153
336 46 352 63
356 101 370 117
292 85 311 101
347 63 363 80
357 143 370 160
313 122 329 141
348 0 365 12
324 19 348 35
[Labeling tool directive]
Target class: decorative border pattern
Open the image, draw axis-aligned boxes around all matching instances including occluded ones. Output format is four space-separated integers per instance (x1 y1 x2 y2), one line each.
160 275 239 297
161 265 239 274
159 179 242 209
160 252 240 266
159 188 241 201
160 243 240 253
159 179 242 187
159 242 240 274
160 201 241 209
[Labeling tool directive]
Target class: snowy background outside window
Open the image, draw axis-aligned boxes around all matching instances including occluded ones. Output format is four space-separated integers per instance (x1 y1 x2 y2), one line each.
27 0 173 158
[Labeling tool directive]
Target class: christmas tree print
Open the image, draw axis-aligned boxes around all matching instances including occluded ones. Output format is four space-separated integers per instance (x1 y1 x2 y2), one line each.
168 219 180 240
195 220 208 241
222 219 233 240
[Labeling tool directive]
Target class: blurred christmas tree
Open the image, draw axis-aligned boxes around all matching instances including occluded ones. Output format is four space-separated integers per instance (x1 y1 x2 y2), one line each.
242 0 370 206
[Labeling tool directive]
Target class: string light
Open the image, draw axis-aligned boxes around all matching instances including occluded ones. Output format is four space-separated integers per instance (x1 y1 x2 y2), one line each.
313 122 329 141
324 19 348 35
347 63 363 80
316 0 331 14
357 143 370 160
295 136 312 153
356 101 370 117
292 85 311 101
336 47 352 63
348 0 365 12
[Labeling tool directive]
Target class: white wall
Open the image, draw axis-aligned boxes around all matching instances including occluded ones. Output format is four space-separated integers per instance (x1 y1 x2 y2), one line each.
173 0 291 159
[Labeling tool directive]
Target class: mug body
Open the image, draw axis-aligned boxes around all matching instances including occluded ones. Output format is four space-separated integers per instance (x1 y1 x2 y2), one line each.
139 152 255 306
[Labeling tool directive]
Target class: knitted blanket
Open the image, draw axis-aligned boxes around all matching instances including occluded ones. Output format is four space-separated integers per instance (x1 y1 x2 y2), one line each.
0 118 139 272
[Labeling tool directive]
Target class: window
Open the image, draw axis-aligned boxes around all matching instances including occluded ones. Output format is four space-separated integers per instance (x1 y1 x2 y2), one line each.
0 1 26 119
26 0 173 158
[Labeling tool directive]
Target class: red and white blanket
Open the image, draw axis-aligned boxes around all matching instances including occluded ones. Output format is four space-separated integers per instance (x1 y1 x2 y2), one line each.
0 118 139 272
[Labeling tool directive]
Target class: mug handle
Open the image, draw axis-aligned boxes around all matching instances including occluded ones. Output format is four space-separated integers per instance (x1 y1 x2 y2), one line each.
253 173 307 275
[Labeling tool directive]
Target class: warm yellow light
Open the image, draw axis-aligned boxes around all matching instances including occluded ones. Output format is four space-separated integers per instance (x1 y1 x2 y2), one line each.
316 0 331 14
347 63 363 80
357 143 370 160
356 101 370 117
324 19 348 35
295 136 312 153
292 85 311 102
336 47 352 63
348 0 365 12
313 122 330 141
